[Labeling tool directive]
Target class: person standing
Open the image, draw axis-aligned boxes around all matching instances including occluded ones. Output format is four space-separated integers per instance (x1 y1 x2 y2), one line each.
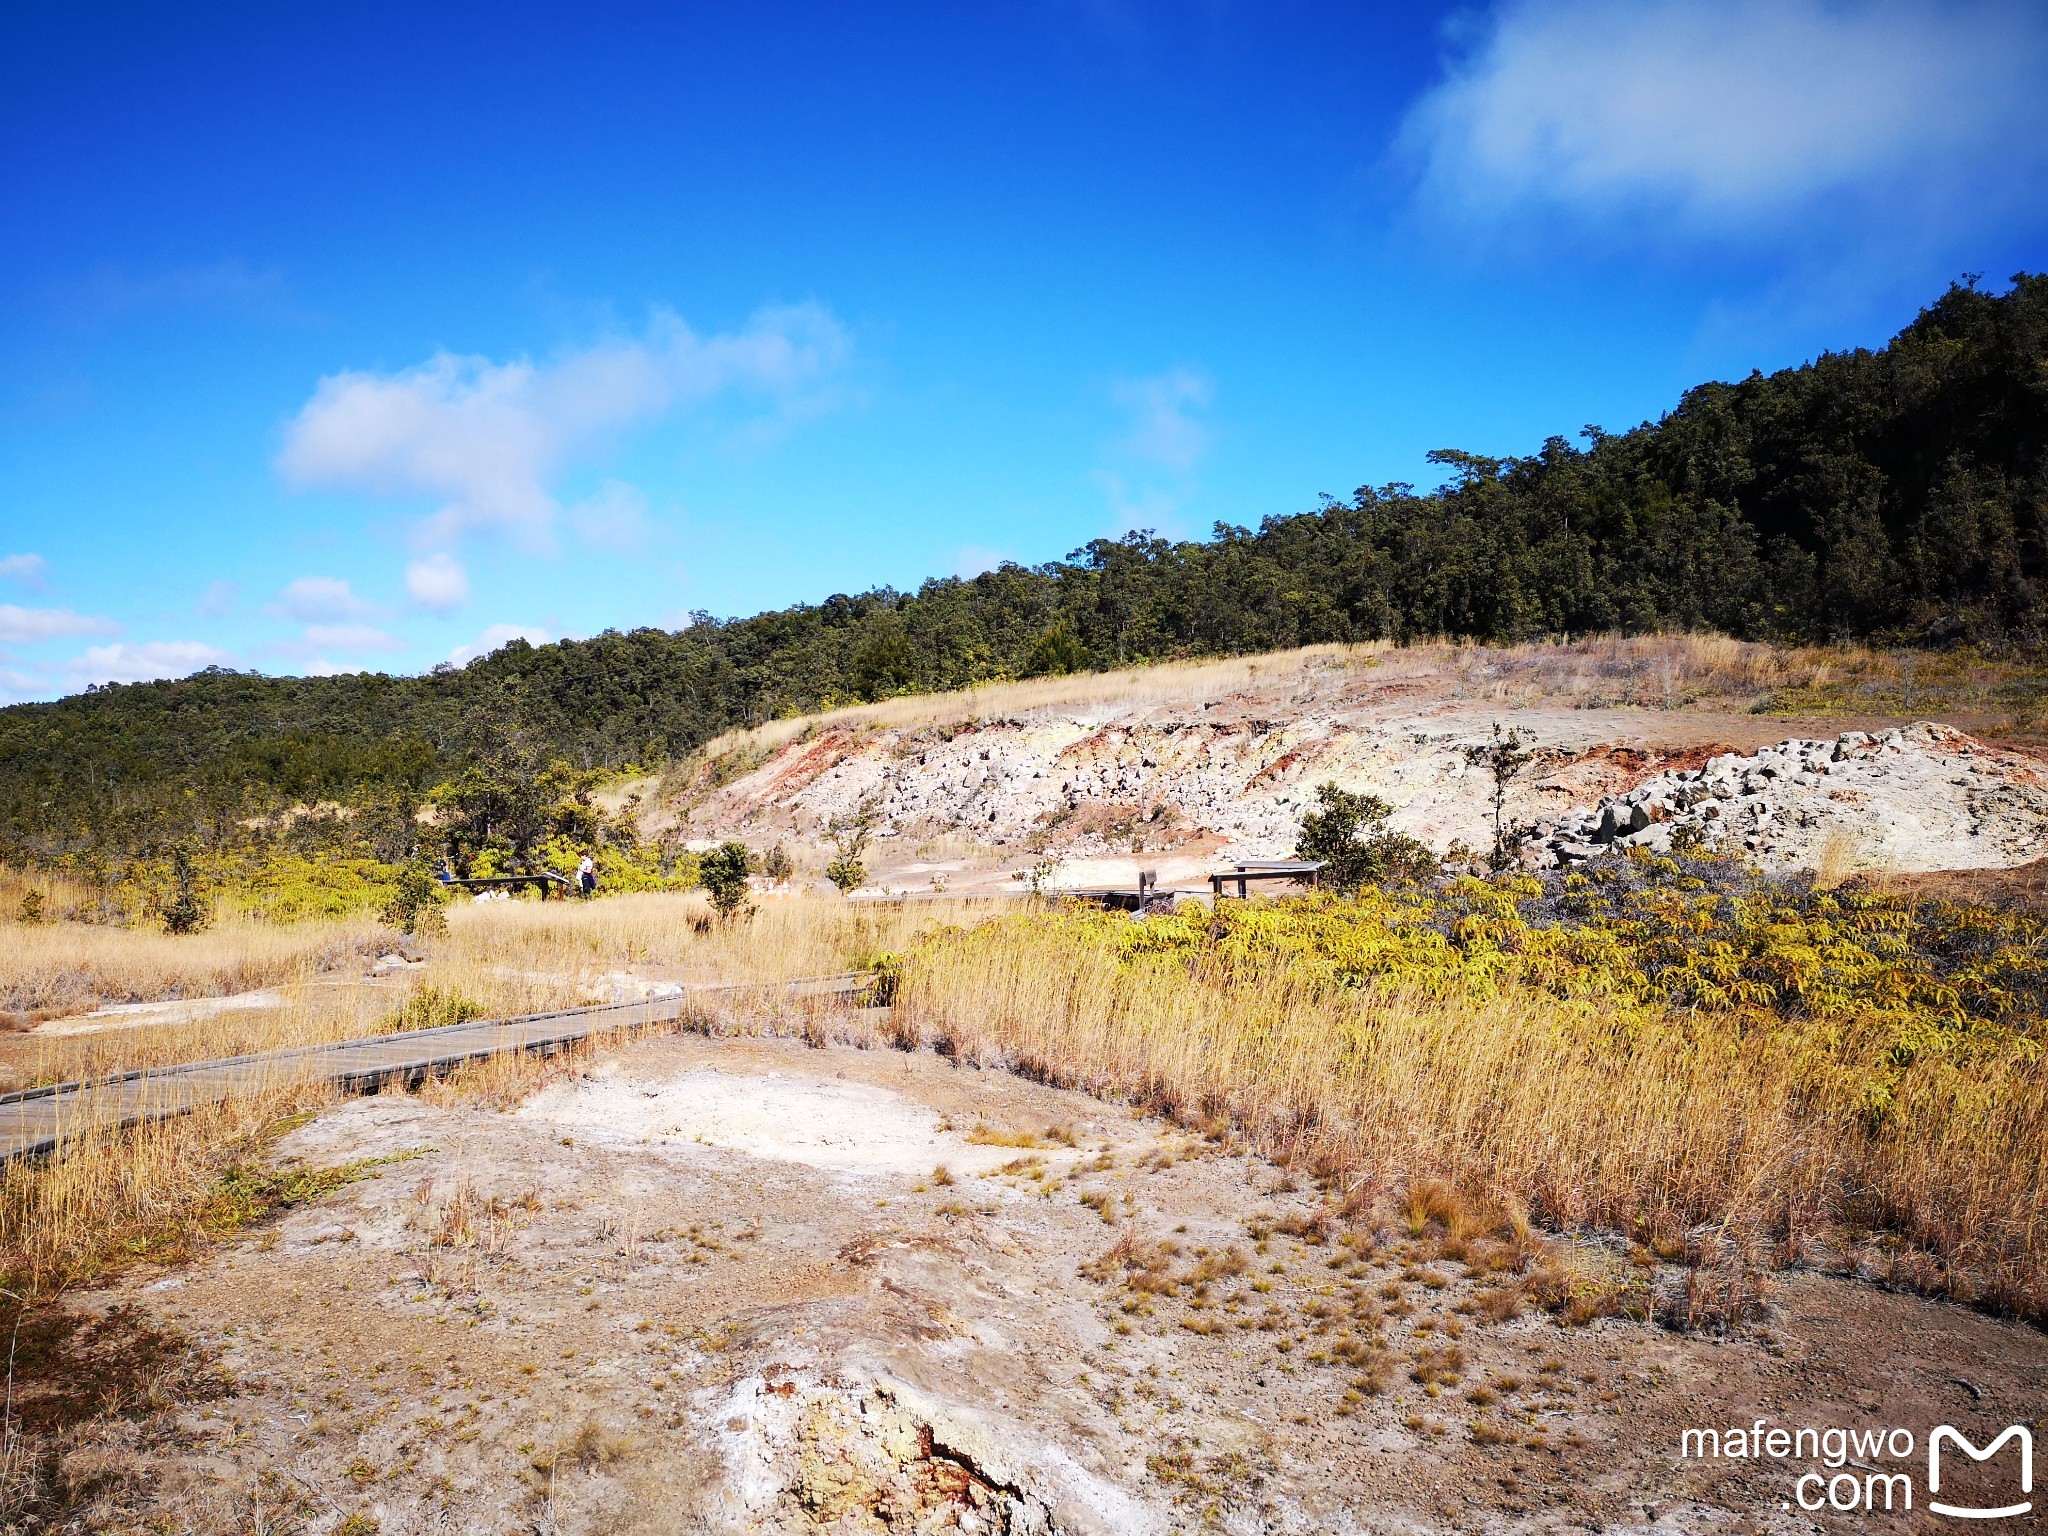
577 853 597 898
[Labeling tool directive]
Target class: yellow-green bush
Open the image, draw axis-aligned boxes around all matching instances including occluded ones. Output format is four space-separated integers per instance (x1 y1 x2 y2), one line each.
1107 858 2045 1110
898 853 2048 1317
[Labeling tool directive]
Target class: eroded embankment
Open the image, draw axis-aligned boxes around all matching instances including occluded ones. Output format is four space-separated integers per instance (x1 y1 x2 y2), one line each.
677 667 2048 878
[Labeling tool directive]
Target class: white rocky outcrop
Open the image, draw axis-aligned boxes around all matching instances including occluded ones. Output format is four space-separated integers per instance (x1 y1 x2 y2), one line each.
683 677 2048 881
1540 722 2048 873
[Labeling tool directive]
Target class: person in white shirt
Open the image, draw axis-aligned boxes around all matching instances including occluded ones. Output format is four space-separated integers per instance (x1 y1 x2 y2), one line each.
577 854 597 897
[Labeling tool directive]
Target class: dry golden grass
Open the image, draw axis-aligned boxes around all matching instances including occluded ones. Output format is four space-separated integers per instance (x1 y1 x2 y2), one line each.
436 888 985 983
0 891 1000 1300
0 911 395 1020
2 890 988 1077
0 1079 339 1299
693 647 1373 764
898 914 2048 1318
7 948 574 1089
0 870 107 928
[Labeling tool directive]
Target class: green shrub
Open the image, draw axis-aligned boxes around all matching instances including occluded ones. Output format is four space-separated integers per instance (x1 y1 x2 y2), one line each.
1294 783 1438 894
383 986 483 1033
699 842 755 922
379 856 449 937
158 847 210 936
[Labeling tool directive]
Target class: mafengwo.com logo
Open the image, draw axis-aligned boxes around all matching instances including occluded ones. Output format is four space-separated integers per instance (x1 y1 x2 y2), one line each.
1678 1420 2032 1517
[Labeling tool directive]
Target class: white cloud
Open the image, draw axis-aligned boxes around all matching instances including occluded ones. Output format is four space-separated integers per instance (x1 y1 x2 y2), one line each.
271 575 375 622
1094 473 1193 538
1401 0 2048 231
448 623 552 667
405 552 470 613
278 304 851 551
0 554 47 585
0 604 118 644
567 480 653 552
65 640 234 687
1112 368 1213 474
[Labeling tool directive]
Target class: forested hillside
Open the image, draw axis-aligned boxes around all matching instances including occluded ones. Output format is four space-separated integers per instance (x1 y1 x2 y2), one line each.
3 272 2043 867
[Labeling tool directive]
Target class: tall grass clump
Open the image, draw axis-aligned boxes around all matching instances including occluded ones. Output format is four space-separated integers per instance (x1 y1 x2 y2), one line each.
0 1077 338 1299
0 913 397 1020
435 888 998 986
896 854 2048 1318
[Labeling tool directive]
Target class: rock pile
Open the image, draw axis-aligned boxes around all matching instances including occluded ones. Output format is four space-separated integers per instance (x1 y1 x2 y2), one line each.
1540 723 2048 873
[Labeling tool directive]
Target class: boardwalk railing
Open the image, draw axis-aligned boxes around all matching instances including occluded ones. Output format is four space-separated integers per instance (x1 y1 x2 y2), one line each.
0 973 864 1163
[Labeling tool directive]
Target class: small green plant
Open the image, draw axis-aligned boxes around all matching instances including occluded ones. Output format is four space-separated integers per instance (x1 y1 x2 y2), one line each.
699 841 756 921
861 952 902 1006
16 888 44 925
384 986 483 1032
379 853 449 937
761 843 794 883
1462 723 1535 871
204 1148 428 1238
159 845 211 935
826 796 880 894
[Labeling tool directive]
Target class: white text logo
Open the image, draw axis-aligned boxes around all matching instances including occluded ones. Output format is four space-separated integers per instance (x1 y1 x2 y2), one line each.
1928 1425 2032 1521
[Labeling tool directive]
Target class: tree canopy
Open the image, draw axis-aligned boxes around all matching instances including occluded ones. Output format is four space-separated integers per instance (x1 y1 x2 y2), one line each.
4 273 2042 869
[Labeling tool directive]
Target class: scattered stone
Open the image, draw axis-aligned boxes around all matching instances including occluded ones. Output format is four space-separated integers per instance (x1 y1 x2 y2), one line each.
1541 723 2048 874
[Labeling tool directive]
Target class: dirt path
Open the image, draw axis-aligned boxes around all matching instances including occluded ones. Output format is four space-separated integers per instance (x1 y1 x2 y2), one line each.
45 1031 2046 1534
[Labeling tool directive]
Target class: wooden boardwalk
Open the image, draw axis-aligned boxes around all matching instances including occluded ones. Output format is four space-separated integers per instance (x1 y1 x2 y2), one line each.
0 975 863 1163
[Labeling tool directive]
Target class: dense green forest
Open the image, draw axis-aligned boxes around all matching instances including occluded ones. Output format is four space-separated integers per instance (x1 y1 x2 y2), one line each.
2 272 2042 870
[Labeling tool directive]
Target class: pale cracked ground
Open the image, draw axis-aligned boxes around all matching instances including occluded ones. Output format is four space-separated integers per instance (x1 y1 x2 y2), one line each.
61 1032 2048 1536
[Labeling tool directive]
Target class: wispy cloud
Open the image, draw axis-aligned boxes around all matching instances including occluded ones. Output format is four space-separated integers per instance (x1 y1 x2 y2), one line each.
1112 367 1213 474
195 579 239 618
64 640 234 687
448 623 552 667
566 480 654 553
268 576 376 623
404 553 469 614
300 623 401 652
0 605 118 644
1097 366 1215 536
951 545 1014 579
1400 0 2048 239
58 259 316 327
0 554 47 586
277 304 852 553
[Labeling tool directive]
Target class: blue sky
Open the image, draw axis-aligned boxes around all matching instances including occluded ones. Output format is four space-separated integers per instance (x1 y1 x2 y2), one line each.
4 1 2046 701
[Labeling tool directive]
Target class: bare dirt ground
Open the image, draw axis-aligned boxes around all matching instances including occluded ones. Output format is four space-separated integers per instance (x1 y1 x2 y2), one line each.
38 1027 2047 1535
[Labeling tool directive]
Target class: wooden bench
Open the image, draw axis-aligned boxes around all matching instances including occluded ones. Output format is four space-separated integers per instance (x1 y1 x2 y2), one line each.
442 872 578 900
1208 860 1325 899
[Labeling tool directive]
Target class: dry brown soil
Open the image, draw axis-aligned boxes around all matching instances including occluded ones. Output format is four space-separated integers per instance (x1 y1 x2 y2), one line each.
29 1029 2047 1536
